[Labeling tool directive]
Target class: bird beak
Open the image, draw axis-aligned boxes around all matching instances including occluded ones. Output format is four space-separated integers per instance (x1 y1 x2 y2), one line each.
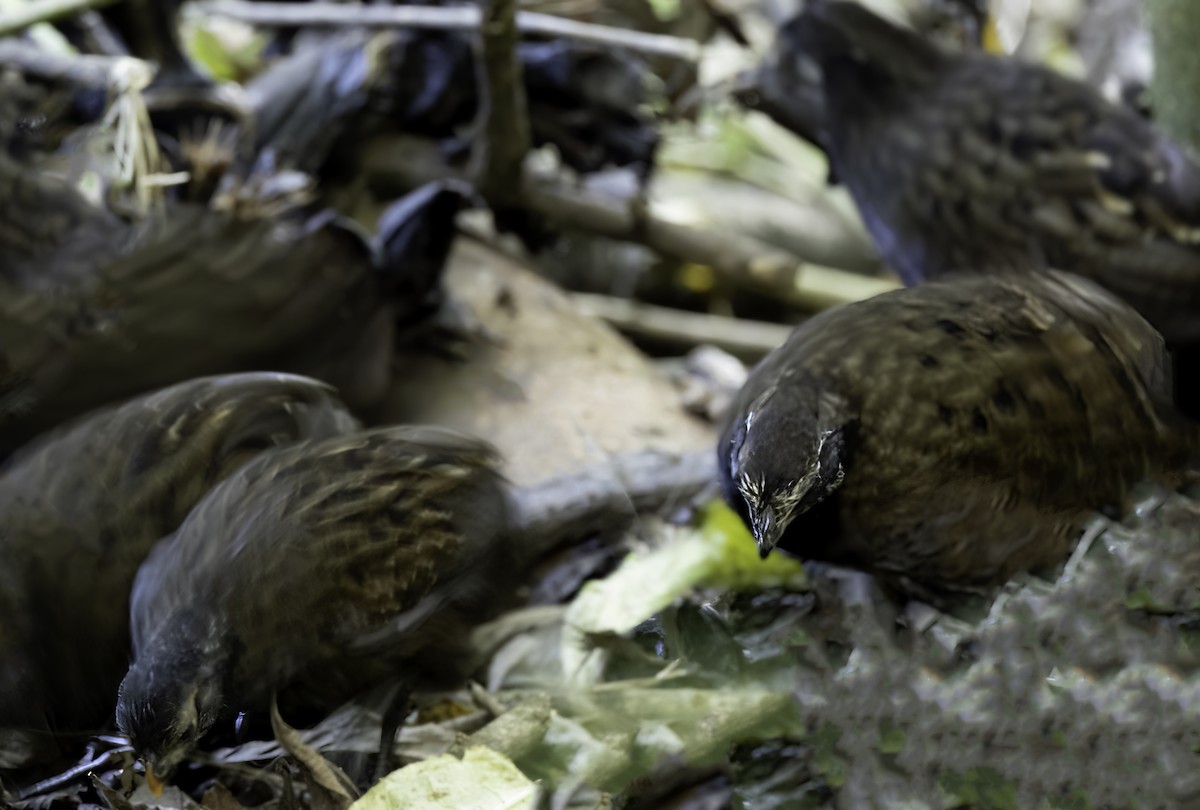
750 506 783 559
145 764 165 797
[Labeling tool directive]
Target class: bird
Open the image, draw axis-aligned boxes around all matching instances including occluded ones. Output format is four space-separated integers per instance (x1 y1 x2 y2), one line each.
0 177 475 454
0 373 357 766
718 270 1198 597
756 1 1200 408
115 426 513 785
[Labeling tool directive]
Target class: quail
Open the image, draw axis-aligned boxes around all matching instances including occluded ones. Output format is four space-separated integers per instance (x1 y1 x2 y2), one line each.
0 373 356 764
718 271 1198 596
115 426 513 783
755 1 1200 400
0 178 474 453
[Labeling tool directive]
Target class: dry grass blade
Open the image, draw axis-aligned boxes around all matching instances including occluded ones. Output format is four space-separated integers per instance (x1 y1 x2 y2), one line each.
269 695 359 809
99 58 188 216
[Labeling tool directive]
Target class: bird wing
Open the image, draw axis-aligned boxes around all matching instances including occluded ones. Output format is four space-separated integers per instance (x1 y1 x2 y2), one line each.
772 271 1178 493
921 57 1200 336
789 3 1200 337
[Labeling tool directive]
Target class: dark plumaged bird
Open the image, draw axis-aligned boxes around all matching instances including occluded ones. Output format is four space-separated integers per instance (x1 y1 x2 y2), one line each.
116 426 513 783
0 373 356 768
0 178 475 454
755 1 1200 409
718 271 1197 596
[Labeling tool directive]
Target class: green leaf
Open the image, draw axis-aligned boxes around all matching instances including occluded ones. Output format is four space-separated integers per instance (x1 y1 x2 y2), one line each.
352 747 538 810
698 500 808 591
183 20 266 82
938 766 1018 810
647 0 681 23
560 500 804 682
877 719 904 755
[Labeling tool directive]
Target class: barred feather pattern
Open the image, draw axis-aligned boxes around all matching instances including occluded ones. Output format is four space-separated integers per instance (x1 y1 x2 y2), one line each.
122 425 511 753
780 1 1200 345
719 271 1198 595
0 372 357 735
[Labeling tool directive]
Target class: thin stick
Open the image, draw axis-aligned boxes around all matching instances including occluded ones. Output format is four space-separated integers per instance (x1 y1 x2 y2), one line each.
510 448 717 563
519 167 900 310
201 0 702 61
360 135 901 311
570 292 792 358
0 0 120 37
480 0 531 207
0 39 123 87
15 746 132 800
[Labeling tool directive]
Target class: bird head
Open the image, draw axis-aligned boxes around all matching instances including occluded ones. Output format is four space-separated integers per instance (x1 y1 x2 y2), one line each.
116 628 224 794
782 1 944 97
722 382 851 559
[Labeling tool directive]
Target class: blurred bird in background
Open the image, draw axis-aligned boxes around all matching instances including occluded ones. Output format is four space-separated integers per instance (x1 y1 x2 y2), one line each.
742 0 1200 416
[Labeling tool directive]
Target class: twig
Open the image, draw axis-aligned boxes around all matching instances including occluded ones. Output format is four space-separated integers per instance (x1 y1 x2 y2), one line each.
0 39 124 87
361 135 901 311
201 0 702 61
519 167 900 310
569 292 792 358
509 448 716 563
480 0 531 207
0 0 120 37
75 9 129 57
14 745 133 800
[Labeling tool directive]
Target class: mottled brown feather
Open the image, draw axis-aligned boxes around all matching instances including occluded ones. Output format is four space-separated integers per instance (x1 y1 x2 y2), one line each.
118 426 512 767
720 271 1197 594
776 1 1200 346
0 373 356 744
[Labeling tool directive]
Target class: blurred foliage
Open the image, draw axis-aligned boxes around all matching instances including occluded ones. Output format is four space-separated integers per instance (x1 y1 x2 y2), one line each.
182 17 266 83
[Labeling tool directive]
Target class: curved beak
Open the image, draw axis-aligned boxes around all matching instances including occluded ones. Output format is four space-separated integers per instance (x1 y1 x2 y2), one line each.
750 506 783 559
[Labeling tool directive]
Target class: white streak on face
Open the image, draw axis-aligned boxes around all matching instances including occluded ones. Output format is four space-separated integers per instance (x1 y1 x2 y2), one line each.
737 472 764 511
738 432 829 536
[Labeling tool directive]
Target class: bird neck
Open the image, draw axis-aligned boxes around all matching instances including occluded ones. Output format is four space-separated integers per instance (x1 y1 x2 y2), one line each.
772 487 847 565
821 53 933 129
147 608 234 696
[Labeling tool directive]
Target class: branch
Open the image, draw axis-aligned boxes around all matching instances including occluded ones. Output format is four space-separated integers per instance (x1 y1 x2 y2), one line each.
519 166 900 310
569 293 792 359
200 0 702 61
359 135 901 311
0 0 120 37
0 39 122 87
509 448 716 563
480 0 531 207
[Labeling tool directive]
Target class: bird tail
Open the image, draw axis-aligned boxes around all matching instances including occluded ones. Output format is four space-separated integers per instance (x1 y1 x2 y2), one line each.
371 180 480 306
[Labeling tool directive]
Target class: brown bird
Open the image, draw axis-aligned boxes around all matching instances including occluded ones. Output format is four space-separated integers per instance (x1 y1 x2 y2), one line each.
0 373 356 766
718 271 1197 596
0 173 475 455
752 1 1200 408
115 426 513 782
